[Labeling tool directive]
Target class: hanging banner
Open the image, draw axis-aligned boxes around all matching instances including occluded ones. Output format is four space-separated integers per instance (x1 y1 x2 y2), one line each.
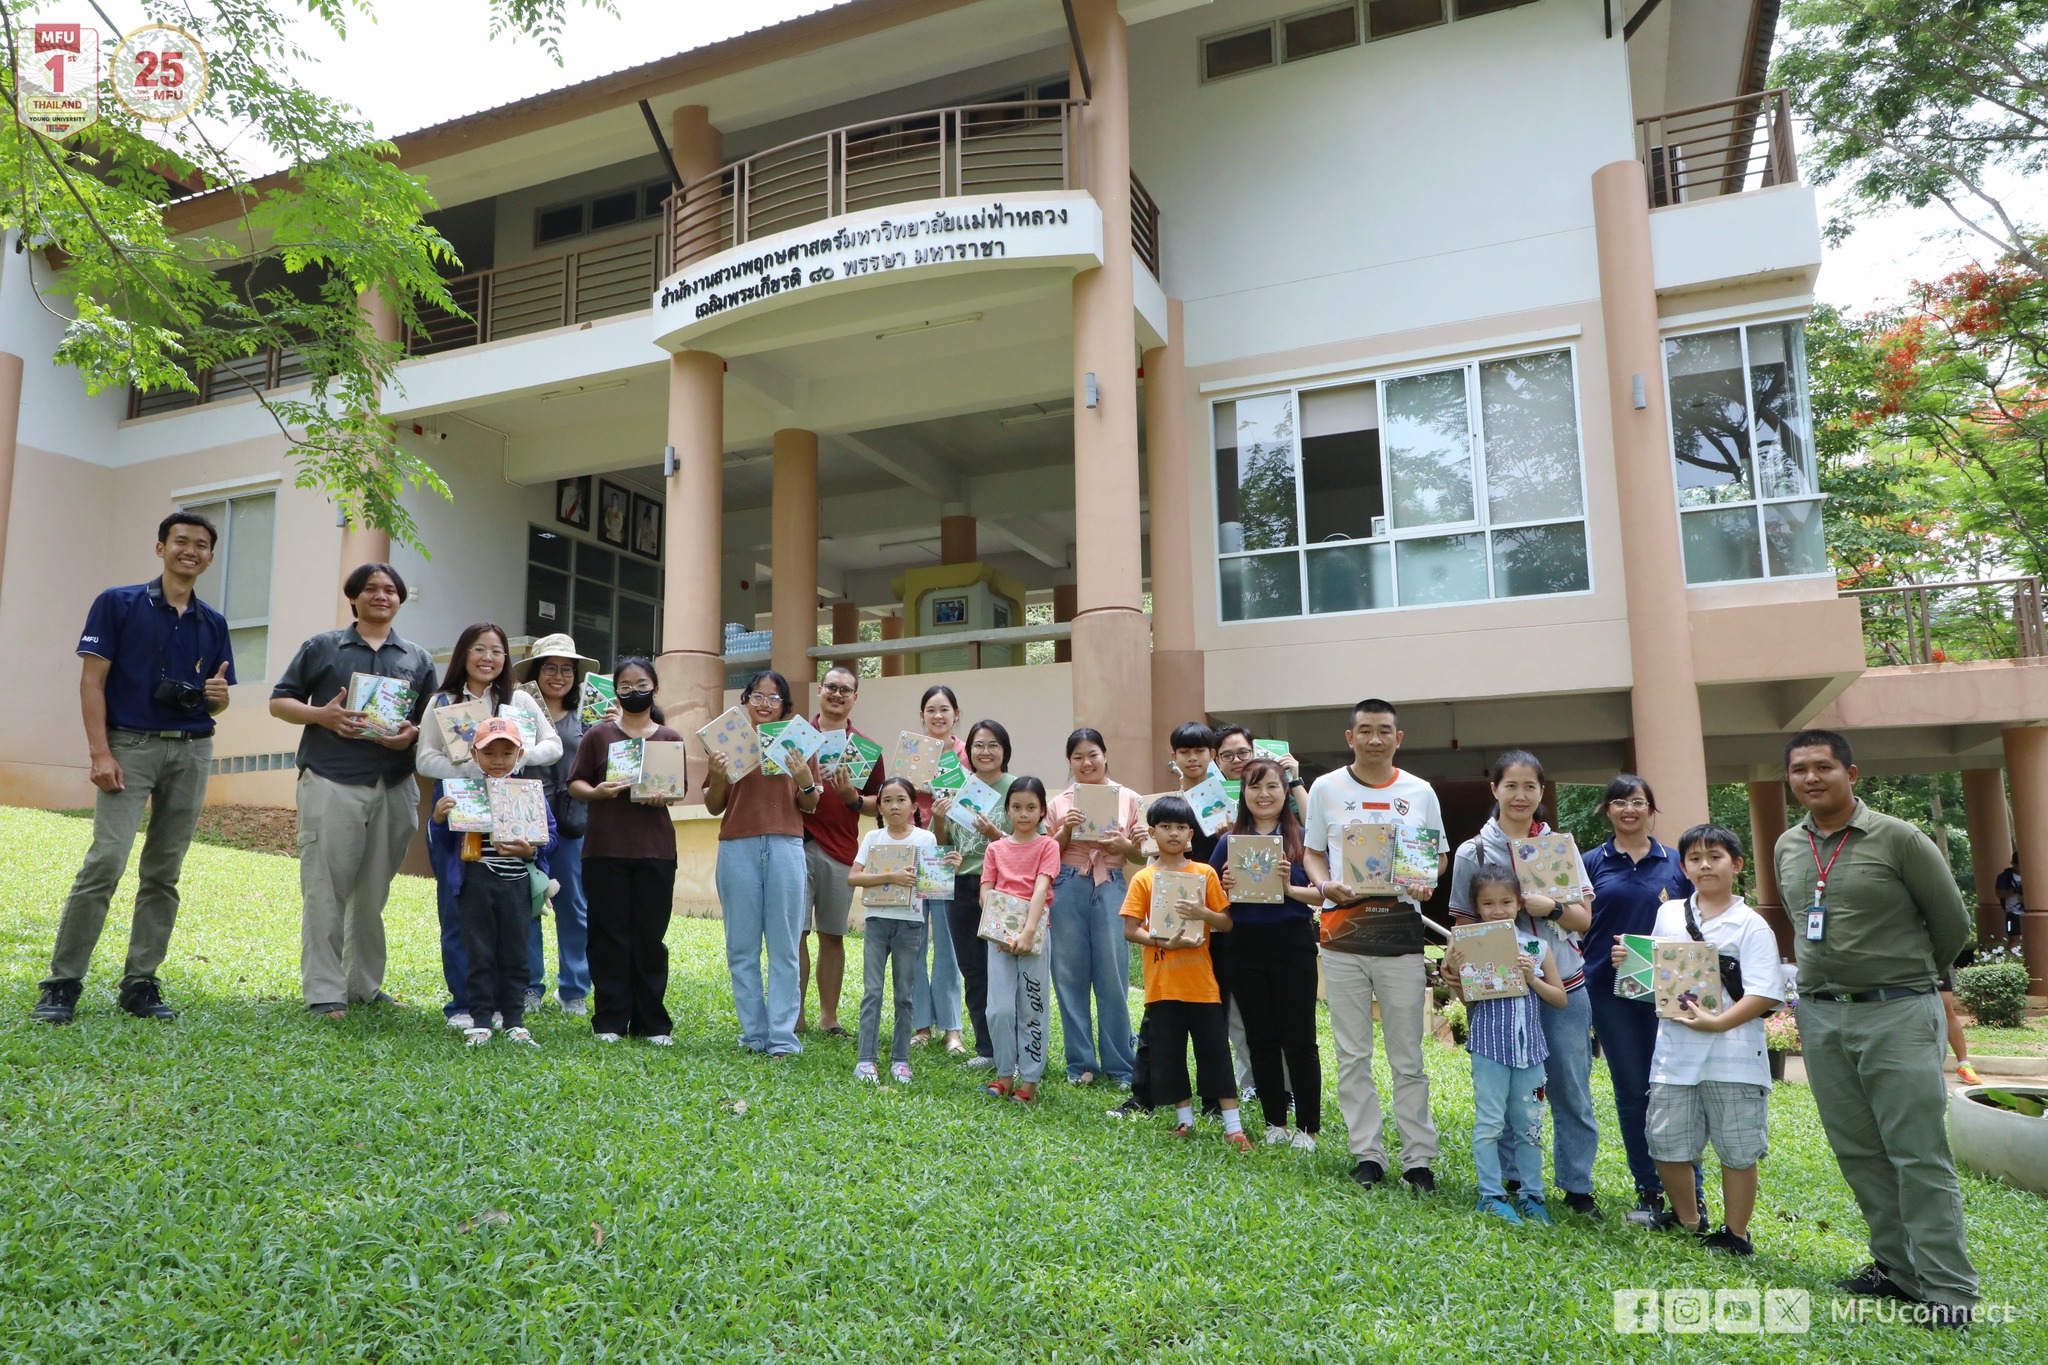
111 23 208 122
15 22 100 140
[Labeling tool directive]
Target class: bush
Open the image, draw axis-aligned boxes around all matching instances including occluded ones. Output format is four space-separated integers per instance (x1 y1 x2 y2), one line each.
1956 961 2032 1029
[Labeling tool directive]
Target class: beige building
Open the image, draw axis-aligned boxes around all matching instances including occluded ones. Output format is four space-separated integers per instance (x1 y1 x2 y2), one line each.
1 0 2042 979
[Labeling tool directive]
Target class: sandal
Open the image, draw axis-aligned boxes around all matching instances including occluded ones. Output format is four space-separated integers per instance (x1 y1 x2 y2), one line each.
1075 1069 1096 1087
944 1037 969 1055
982 1078 1014 1099
823 1025 850 1038
1011 1082 1037 1103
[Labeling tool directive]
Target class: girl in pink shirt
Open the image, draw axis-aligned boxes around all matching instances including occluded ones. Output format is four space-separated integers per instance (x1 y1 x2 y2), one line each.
980 777 1058 1101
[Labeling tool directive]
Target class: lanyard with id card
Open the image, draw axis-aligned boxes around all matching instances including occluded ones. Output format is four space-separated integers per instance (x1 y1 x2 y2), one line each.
1805 828 1852 942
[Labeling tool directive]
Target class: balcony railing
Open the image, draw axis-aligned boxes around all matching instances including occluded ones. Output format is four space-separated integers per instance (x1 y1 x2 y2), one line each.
1843 576 2048 667
129 340 312 419
1636 88 1798 208
405 231 661 356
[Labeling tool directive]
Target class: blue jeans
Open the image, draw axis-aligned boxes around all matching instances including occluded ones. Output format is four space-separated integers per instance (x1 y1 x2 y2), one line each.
1472 1054 1546 1201
717 834 806 1056
525 833 590 1003
1497 984 1599 1195
911 898 962 1032
427 834 468 1018
1049 866 1136 1084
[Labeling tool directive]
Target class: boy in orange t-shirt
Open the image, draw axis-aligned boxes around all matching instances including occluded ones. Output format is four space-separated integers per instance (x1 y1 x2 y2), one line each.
1120 794 1248 1150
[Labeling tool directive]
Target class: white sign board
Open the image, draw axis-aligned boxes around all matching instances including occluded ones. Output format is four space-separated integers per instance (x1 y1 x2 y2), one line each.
653 191 1103 351
16 23 99 140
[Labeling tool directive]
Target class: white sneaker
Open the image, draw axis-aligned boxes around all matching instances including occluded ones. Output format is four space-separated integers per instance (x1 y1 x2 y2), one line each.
891 1062 914 1085
505 1027 539 1048
1263 1125 1292 1146
561 997 588 1017
965 1055 996 1070
447 1012 473 1030
463 1027 491 1047
595 1032 623 1043
1290 1130 1318 1152
646 1034 674 1047
854 1061 880 1083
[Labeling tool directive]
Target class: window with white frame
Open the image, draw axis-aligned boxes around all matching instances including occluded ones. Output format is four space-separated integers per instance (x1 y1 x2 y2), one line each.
1664 320 1825 584
1212 347 1590 620
183 490 276 680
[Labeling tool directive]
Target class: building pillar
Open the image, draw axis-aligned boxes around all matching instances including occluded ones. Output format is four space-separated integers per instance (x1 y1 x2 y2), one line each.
1962 766 2014 946
1053 583 1076 664
0 348 22 618
770 428 819 687
1068 0 1151 780
1746 779 1793 956
658 349 726 752
668 106 723 272
831 602 861 674
2003 727 2048 995
1144 297 1201 764
880 613 904 679
337 286 400 625
940 514 977 565
1591 161 1710 832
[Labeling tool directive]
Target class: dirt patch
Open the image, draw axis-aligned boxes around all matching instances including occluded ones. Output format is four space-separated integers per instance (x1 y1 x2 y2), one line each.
193 805 299 858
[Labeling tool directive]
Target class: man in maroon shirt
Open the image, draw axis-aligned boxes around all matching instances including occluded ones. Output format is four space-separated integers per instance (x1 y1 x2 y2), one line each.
799 666 884 1033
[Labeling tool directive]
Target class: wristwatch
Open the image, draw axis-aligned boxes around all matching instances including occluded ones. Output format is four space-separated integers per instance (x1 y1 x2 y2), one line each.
1287 777 1305 789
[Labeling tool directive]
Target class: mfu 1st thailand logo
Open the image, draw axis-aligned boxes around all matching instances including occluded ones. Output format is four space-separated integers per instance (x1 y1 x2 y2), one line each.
14 22 99 139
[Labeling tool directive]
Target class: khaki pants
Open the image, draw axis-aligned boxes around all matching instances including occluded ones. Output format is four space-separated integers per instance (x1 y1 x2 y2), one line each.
1803 992 1979 1306
297 770 416 1007
45 731 212 989
1322 949 1438 1169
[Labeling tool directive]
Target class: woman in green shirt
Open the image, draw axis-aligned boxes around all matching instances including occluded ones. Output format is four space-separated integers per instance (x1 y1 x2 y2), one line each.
932 718 1014 1069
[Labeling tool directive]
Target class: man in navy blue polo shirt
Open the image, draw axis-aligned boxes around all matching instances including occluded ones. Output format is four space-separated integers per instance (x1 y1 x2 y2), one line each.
33 512 236 1025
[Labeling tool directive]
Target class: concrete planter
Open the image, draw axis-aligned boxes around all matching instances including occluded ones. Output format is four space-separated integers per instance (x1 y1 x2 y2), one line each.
1950 1084 2048 1196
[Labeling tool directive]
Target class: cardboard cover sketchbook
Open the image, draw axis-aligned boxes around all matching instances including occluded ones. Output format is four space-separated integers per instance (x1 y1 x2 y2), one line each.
1147 869 1210 945
1613 933 1657 1001
347 673 415 738
1340 822 1397 895
433 699 490 765
1070 782 1123 842
1510 832 1591 904
606 737 644 785
696 706 763 782
441 778 494 832
863 844 916 908
577 674 615 725
487 777 549 845
1652 939 1724 1018
1228 834 1287 904
632 741 690 801
979 888 1036 953
889 731 948 790
916 848 957 900
1450 920 1528 1000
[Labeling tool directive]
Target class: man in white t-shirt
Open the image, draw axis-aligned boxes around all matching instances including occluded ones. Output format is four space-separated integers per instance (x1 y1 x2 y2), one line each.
1634 823 1783 1257
1300 698 1448 1193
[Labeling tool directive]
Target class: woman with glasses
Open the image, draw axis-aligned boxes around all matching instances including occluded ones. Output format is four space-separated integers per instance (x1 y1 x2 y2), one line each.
931 718 1016 1067
1582 774 1696 1226
707 669 823 1059
908 685 971 1052
514 634 603 1017
416 621 561 1029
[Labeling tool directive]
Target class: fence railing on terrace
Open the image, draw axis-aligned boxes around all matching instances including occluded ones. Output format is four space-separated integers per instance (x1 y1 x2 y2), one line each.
1636 88 1798 208
405 232 662 356
1842 576 2048 667
128 340 313 419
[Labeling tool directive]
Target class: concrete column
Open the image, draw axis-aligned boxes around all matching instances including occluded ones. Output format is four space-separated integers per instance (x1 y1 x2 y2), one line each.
1067 0 1151 781
1746 779 1793 956
669 106 723 273
880 613 904 679
2003 727 2048 994
1053 582 1077 664
658 349 726 752
770 428 819 686
337 287 401 626
940 515 977 565
0 349 22 618
1963 766 2014 946
1591 161 1710 833
1144 296 1202 764
831 602 861 673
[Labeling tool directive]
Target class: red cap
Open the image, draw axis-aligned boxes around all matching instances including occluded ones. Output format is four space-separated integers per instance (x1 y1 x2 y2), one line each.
472 716 525 751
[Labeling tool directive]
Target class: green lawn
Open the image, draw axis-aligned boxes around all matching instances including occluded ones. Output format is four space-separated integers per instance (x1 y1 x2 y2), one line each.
2 807 2042 1361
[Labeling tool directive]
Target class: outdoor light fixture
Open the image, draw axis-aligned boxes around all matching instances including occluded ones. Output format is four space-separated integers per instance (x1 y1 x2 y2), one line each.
874 312 982 340
1084 372 1099 408
663 444 677 477
1631 374 1647 410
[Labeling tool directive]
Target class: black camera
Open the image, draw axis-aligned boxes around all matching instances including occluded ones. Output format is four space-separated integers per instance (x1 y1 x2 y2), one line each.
153 677 206 713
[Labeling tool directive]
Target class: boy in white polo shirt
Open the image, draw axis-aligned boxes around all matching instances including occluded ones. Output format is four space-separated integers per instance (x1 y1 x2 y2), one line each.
1300 698 1447 1193
1621 822 1783 1256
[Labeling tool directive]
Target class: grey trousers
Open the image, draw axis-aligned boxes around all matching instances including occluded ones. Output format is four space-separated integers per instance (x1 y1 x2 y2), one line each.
297 770 417 1007
987 939 1051 1083
859 915 925 1066
1803 992 1979 1306
45 731 212 989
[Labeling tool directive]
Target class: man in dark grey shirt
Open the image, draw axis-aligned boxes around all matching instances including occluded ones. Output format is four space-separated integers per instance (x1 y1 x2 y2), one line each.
269 562 436 1017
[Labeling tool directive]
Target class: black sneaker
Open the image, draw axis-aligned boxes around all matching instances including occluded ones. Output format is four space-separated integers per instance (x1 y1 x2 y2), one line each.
1105 1099 1151 1120
1401 1166 1436 1194
31 980 81 1024
1349 1159 1387 1187
1701 1225 1754 1257
1646 1209 1709 1235
1623 1191 1666 1227
1563 1191 1603 1220
1920 1302 1973 1330
117 978 178 1021
1836 1263 1912 1300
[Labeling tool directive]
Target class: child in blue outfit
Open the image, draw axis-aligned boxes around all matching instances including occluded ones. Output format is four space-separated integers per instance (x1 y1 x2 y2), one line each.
1444 865 1567 1224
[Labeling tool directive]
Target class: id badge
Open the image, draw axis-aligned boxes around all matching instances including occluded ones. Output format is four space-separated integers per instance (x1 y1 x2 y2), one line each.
1805 901 1826 942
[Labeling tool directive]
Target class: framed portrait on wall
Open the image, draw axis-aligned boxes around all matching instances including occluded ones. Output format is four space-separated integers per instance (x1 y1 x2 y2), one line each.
555 475 592 531
932 596 968 626
631 493 663 562
597 480 631 548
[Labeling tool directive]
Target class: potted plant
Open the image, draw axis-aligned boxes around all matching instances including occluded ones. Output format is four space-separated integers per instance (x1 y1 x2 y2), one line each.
1764 1004 1800 1082
1952 1083 2048 1194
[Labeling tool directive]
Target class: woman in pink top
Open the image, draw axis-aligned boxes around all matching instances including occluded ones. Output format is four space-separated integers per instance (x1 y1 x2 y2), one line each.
1045 727 1143 1087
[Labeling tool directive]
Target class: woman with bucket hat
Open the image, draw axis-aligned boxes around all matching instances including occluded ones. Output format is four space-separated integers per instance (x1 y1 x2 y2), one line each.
517 633 604 1016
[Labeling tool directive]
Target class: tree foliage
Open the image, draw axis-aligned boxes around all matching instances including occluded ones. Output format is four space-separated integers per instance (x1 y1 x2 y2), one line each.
0 0 612 551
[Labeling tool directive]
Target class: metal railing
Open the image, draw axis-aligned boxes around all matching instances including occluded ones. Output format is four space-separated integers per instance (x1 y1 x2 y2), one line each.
1130 171 1161 278
1842 576 2048 667
406 232 661 356
1637 88 1798 207
129 340 312 418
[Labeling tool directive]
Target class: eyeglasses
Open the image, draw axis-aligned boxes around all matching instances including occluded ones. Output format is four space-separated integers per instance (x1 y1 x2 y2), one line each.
744 691 785 705
617 685 656 697
537 661 576 673
1609 799 1651 811
969 741 1004 753
820 683 856 697
468 646 507 659
1217 747 1253 760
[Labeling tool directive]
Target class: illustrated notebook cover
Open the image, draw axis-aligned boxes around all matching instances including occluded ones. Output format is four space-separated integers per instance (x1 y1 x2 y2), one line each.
577 674 615 725
1181 773 1234 837
1653 939 1724 1018
1070 783 1122 842
1229 835 1286 905
945 773 1004 833
434 699 490 765
931 749 966 792
497 704 539 750
442 778 493 832
1392 826 1442 898
889 731 947 790
758 715 825 778
836 733 883 786
979 888 1036 953
1511 832 1591 904
1614 933 1657 1001
347 673 414 738
916 847 957 900
606 737 644 785
632 741 690 801
696 706 763 782
863 844 916 908
1147 869 1210 945
1340 822 1397 896
1450 920 1527 1000
487 777 549 845
813 728 848 774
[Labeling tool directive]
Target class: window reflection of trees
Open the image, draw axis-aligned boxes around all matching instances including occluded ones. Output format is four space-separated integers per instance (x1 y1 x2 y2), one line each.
1233 394 1299 552
1481 350 1582 524
1386 369 1476 528
1666 331 1752 505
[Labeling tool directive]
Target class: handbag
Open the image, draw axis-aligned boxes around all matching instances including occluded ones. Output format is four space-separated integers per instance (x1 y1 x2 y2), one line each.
1682 895 1765 1011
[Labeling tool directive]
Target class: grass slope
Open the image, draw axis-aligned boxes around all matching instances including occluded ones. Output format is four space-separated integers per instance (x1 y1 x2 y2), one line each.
1 807 2041 1361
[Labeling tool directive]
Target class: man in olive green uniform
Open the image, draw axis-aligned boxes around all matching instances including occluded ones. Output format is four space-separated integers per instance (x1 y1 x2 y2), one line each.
1774 729 1977 1327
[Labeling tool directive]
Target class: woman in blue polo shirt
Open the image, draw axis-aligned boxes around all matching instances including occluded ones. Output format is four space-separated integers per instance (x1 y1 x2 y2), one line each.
1581 773 1693 1225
